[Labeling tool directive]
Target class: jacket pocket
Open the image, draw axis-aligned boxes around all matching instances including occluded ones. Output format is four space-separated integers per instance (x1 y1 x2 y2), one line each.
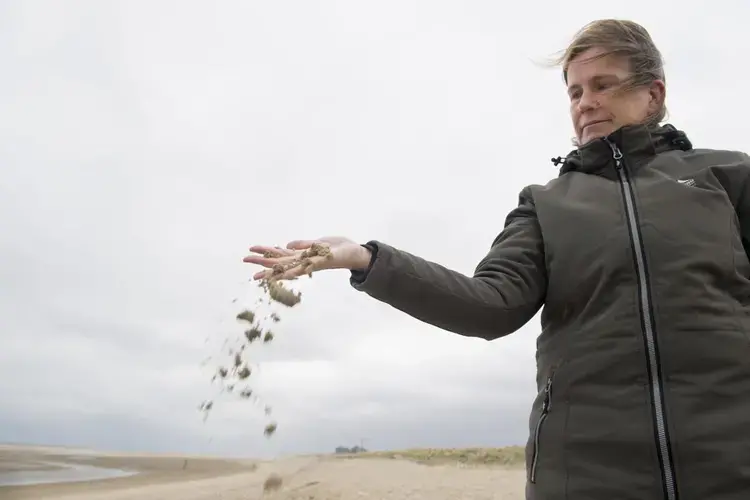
529 373 553 484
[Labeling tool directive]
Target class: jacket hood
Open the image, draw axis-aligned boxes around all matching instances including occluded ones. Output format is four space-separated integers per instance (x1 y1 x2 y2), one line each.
552 123 693 176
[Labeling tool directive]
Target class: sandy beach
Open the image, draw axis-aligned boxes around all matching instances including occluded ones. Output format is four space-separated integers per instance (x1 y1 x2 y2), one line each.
0 445 526 499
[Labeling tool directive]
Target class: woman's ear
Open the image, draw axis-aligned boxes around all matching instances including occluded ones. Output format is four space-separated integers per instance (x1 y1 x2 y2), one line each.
649 79 666 113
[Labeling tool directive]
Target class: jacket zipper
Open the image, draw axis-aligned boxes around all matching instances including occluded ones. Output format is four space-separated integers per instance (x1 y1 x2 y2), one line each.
529 374 552 484
606 139 678 500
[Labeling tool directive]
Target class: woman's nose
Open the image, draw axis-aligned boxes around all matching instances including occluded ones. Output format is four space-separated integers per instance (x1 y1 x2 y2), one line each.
577 90 599 113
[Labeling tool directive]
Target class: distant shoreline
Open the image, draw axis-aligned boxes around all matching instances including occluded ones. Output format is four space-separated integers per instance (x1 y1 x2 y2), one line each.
0 444 256 499
0 459 137 487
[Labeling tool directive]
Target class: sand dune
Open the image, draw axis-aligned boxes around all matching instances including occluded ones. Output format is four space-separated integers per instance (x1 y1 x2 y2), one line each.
0 445 526 500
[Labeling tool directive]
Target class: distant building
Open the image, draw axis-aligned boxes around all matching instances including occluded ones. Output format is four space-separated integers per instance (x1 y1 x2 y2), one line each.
334 445 367 454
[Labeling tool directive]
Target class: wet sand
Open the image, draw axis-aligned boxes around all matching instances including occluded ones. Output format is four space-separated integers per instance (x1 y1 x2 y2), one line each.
0 445 255 499
0 445 526 500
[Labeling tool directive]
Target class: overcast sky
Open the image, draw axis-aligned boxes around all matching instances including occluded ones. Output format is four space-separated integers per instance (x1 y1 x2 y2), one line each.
1 0 748 459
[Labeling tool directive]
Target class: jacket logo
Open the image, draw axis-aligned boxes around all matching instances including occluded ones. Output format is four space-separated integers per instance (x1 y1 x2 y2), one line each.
677 178 696 187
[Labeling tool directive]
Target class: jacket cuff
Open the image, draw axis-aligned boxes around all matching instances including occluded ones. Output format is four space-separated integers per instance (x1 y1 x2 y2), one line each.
349 241 379 285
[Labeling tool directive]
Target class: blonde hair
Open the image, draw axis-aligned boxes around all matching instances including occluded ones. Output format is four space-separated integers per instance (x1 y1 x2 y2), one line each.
553 19 667 129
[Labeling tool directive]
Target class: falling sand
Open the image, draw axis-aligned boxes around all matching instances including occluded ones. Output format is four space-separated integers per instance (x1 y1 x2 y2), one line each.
199 242 334 490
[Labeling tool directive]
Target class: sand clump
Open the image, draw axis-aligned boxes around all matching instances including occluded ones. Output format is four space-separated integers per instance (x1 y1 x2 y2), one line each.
262 472 284 493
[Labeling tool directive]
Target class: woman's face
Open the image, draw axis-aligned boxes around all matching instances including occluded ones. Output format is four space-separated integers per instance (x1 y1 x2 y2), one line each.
566 47 664 146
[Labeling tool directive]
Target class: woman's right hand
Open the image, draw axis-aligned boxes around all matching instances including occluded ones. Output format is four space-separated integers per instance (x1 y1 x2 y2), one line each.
243 236 373 281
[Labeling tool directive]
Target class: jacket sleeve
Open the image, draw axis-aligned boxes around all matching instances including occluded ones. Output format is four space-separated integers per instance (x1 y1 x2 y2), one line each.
714 153 750 260
737 170 750 260
349 186 547 340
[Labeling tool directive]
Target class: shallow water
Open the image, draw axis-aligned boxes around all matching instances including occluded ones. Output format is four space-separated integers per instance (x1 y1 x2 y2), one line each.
0 460 137 487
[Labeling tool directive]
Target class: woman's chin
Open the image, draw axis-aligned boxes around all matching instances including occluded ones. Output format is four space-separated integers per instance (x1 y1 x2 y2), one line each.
579 123 616 146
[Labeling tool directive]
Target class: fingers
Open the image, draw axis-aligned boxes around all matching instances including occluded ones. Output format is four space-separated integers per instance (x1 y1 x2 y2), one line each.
288 254 329 278
248 245 295 257
251 266 296 282
243 245 298 265
244 240 330 281
243 253 298 267
252 269 273 280
243 256 275 266
286 240 317 250
249 255 329 281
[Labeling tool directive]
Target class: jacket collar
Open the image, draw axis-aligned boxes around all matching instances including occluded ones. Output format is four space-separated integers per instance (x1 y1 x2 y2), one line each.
554 123 692 176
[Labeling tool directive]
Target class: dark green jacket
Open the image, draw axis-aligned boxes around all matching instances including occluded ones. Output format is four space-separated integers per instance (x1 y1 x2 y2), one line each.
350 123 750 500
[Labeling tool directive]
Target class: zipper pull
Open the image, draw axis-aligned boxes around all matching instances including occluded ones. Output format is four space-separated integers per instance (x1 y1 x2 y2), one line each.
542 376 552 412
605 139 623 169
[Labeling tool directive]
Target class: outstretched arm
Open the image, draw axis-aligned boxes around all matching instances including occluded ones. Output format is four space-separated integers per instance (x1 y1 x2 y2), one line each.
350 186 547 340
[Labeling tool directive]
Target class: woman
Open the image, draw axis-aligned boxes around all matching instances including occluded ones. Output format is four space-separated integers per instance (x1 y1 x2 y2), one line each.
244 19 750 500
